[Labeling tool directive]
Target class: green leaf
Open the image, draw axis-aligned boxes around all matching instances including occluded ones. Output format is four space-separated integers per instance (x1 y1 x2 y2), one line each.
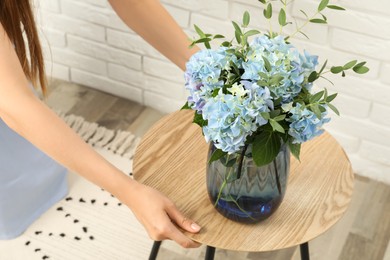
221 41 232 47
308 71 318 82
330 66 344 74
270 109 281 118
310 18 327 24
244 29 261 38
264 3 273 19
258 0 266 4
354 61 367 68
259 72 269 79
269 74 284 85
310 90 324 103
299 31 310 40
288 141 301 161
208 148 227 164
327 5 346 11
194 38 211 44
328 103 340 116
252 131 281 167
300 9 309 18
278 8 287 26
213 34 225 39
235 31 242 44
353 62 369 74
262 56 272 72
270 119 285 133
232 21 242 43
241 33 248 46
211 88 219 97
343 60 357 70
243 11 250 27
258 80 269 87
310 104 322 119
261 112 270 120
326 93 337 102
319 60 328 74
194 25 205 38
235 50 245 60
353 66 369 74
193 111 207 127
274 114 286 121
181 102 191 110
232 21 242 34
318 0 329 11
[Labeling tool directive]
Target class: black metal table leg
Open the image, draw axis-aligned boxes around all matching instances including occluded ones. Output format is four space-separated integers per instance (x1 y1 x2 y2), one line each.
300 242 310 260
205 246 216 260
149 241 162 260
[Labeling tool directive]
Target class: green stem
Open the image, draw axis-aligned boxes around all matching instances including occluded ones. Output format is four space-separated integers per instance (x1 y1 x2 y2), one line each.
227 195 256 220
236 144 248 180
289 11 320 38
214 154 233 207
273 159 282 196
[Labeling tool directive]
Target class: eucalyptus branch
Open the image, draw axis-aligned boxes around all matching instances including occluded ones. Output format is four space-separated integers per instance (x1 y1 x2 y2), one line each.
288 0 346 39
308 59 369 85
289 10 320 38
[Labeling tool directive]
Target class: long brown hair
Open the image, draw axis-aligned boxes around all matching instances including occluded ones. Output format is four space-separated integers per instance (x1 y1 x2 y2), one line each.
0 0 47 94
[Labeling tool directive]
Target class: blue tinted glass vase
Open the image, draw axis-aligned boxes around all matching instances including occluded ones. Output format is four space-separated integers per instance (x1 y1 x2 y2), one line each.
206 143 290 224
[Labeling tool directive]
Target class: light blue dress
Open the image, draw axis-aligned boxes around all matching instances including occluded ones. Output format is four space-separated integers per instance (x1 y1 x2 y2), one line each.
0 117 68 239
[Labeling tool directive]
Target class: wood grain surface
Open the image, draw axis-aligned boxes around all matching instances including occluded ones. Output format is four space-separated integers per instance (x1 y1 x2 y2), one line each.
133 109 354 252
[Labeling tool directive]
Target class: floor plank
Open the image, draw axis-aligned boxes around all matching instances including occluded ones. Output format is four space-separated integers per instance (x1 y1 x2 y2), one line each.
96 98 145 131
67 88 119 123
126 107 165 138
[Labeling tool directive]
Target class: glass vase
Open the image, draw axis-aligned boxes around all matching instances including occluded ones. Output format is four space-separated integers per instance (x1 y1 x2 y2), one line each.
206 142 290 224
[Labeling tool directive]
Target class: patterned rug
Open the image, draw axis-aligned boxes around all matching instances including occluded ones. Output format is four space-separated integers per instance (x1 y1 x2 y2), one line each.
0 113 153 260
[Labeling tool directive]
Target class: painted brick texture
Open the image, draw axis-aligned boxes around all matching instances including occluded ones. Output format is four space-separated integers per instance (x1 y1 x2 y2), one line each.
34 0 390 184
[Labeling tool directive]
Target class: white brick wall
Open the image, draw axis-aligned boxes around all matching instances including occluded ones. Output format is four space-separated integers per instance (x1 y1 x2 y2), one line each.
34 0 390 184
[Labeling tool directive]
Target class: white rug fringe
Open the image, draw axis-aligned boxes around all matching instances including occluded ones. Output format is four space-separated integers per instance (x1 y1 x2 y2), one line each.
57 111 140 159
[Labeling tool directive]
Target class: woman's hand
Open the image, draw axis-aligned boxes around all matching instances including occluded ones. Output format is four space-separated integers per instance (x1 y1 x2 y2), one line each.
121 180 201 248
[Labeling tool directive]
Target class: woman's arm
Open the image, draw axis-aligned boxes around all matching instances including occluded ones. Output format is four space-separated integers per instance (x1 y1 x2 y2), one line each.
0 25 200 248
108 0 199 71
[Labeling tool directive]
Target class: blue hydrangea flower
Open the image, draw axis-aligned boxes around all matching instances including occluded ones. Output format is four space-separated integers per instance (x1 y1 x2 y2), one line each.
241 35 318 103
287 103 330 144
185 48 236 112
202 84 272 153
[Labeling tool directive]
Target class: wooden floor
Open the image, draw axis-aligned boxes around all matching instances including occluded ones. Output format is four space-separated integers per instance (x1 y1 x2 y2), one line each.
47 80 390 260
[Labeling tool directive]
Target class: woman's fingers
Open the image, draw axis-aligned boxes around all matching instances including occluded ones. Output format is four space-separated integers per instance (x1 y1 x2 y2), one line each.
166 202 201 233
166 221 202 248
123 182 201 248
164 202 201 248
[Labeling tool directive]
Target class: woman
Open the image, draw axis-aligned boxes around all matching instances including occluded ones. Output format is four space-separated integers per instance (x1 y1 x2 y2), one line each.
0 0 201 248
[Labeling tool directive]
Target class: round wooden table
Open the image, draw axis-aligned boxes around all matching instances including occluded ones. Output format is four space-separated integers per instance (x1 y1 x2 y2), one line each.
133 110 354 259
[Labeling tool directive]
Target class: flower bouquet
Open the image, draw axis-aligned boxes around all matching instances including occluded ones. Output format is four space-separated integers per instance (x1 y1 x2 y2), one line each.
182 0 369 223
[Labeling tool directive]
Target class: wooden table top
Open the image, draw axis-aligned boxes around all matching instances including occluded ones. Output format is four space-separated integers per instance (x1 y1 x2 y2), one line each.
133 110 354 252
